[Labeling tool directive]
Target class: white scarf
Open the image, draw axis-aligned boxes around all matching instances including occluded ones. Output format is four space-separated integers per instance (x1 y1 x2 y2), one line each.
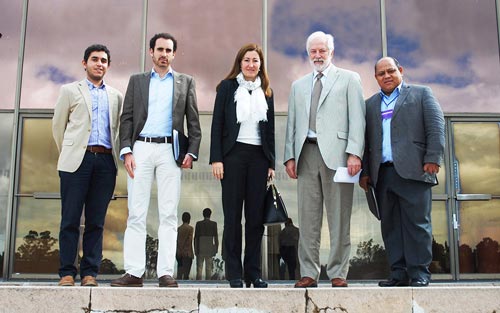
235 72 268 123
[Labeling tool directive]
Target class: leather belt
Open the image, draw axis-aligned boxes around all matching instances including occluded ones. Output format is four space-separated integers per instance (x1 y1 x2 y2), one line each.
137 136 172 144
87 145 112 154
305 137 317 144
381 162 394 167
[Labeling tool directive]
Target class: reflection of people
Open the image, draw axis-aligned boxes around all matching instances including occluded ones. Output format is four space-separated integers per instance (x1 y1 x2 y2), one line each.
111 33 202 288
194 208 219 280
210 43 275 288
279 218 299 280
360 57 445 287
52 44 123 287
176 212 194 280
284 31 365 288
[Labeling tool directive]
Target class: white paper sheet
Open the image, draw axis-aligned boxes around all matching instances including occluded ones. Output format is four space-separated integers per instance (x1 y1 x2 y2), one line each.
333 167 361 183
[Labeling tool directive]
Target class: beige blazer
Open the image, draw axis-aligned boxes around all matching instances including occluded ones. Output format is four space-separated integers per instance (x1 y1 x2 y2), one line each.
284 65 366 170
52 79 123 173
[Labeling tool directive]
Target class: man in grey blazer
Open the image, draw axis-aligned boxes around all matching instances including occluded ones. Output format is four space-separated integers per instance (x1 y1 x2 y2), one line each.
52 44 123 287
284 31 365 288
111 33 201 288
360 57 445 287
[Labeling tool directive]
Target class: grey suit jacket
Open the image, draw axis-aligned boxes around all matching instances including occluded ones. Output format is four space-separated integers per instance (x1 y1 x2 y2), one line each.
362 83 445 186
284 65 365 170
52 79 123 172
119 70 202 160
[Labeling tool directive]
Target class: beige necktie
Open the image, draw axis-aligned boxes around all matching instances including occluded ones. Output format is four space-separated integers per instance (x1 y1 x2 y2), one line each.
309 72 323 132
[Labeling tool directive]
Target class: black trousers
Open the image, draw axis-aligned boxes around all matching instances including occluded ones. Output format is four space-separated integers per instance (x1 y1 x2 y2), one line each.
376 166 433 281
221 142 268 281
58 151 116 278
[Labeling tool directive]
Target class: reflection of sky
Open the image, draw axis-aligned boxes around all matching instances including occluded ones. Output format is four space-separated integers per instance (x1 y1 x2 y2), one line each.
386 0 500 113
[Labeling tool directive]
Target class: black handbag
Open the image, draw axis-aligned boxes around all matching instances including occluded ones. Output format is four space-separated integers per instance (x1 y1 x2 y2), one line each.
263 183 288 226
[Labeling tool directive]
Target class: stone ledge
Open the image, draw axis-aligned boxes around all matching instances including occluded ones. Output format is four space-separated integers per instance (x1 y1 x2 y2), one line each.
0 284 498 313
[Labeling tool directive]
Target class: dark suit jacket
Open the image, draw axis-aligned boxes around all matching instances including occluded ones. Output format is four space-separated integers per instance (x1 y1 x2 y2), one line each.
209 78 275 169
119 70 202 161
194 218 219 257
362 83 445 186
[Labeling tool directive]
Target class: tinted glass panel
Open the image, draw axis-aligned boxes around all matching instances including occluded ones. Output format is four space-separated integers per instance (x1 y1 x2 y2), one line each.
147 0 262 112
20 0 142 109
386 0 500 113
0 114 14 275
267 0 382 112
0 1 22 109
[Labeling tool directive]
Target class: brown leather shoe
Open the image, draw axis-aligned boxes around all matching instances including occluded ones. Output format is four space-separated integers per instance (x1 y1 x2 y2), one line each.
58 275 75 286
159 275 178 287
331 277 348 287
81 276 98 287
294 277 318 288
110 273 143 287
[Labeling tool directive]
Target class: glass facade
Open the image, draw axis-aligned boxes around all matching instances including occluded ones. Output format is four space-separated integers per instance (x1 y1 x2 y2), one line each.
1 0 499 281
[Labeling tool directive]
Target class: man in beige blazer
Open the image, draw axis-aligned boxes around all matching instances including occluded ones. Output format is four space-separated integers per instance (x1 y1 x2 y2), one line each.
284 31 365 288
52 44 123 287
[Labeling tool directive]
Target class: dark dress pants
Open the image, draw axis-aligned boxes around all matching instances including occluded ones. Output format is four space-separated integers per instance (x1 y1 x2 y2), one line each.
376 165 433 281
58 151 116 278
221 143 268 281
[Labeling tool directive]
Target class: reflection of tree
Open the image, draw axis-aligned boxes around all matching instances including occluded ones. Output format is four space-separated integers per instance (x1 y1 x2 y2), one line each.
14 230 59 273
476 237 499 273
347 239 389 279
459 237 500 273
431 237 450 273
211 256 224 280
459 243 475 273
145 234 158 279
100 258 123 275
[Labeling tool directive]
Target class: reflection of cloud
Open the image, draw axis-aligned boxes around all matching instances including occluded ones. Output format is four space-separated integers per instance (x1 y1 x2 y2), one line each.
386 0 500 113
36 65 76 84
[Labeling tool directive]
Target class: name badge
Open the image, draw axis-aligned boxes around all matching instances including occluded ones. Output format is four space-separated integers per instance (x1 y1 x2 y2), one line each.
381 109 393 120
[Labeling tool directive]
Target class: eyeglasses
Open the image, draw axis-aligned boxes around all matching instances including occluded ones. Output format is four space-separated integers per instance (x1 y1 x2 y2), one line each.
376 68 399 77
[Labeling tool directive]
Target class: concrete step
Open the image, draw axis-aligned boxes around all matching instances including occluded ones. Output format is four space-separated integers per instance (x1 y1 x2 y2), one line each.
0 282 499 312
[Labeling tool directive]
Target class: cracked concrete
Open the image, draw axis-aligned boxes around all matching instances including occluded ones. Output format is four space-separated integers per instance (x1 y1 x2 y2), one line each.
0 284 499 312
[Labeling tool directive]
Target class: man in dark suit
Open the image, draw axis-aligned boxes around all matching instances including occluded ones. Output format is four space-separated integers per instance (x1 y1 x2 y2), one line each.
360 56 445 287
194 208 219 280
111 33 201 288
52 44 123 287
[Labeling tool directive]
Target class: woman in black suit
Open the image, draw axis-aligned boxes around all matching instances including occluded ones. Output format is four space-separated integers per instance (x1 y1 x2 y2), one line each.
210 43 275 288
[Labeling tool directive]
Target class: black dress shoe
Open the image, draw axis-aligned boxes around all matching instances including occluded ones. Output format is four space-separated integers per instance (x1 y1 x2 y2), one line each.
410 279 429 287
378 278 410 287
245 278 268 288
229 279 243 288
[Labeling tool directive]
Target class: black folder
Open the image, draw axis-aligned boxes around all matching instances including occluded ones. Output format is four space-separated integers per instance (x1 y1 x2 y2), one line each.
172 129 189 166
366 185 380 220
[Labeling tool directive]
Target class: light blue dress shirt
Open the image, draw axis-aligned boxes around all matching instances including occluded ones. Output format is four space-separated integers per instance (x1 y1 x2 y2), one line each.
139 68 174 137
380 83 402 163
86 79 111 148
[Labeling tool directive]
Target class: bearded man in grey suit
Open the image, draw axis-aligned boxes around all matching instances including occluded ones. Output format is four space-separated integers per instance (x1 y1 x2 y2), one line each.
284 31 366 288
111 33 201 288
360 57 445 287
53 44 123 287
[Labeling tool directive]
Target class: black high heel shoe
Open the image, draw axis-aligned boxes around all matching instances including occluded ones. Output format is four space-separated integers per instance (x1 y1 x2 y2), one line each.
245 278 268 288
229 279 243 288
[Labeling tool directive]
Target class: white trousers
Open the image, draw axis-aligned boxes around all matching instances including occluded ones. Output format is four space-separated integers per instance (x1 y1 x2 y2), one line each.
123 141 181 278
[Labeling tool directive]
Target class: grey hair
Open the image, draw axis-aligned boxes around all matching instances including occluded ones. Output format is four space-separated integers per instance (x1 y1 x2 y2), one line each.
306 31 335 55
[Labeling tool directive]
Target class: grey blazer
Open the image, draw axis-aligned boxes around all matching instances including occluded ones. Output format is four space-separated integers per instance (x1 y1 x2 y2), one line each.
284 65 365 170
119 70 202 159
362 83 445 186
52 79 123 172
